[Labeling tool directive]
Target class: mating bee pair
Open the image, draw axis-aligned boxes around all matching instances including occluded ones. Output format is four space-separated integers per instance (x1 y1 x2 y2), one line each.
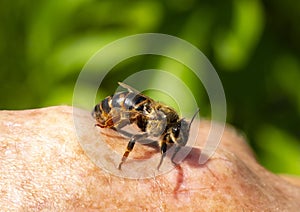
92 82 198 170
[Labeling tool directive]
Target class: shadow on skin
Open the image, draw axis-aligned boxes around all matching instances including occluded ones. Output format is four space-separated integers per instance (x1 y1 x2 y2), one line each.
101 128 211 170
101 128 211 193
103 130 210 169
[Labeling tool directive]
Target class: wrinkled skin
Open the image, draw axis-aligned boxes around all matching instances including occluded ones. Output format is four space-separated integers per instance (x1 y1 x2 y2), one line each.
0 106 299 211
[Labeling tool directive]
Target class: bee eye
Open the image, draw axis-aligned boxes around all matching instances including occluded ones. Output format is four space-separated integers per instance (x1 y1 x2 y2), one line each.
172 127 180 137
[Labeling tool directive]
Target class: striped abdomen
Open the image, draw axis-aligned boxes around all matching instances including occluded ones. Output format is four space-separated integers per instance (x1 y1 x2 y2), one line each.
92 91 150 128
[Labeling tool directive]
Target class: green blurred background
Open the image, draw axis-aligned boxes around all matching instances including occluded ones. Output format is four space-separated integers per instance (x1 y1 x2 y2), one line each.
1 0 299 175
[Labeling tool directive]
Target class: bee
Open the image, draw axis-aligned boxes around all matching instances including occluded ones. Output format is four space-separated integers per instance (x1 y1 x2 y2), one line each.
92 82 198 170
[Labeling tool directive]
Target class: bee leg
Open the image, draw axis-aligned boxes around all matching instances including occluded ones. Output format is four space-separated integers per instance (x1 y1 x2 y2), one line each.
114 129 134 138
118 133 148 170
94 123 101 128
157 141 167 170
118 139 135 170
171 146 181 166
111 119 134 138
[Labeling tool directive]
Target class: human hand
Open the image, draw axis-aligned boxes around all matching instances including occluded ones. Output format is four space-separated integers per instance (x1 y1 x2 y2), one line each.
1 106 299 210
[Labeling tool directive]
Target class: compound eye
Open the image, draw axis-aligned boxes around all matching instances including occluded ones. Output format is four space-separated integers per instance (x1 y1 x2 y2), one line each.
172 126 180 138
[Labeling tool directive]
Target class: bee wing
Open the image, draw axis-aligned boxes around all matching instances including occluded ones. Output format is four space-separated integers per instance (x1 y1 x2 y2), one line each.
118 82 156 105
118 82 159 117
118 82 141 94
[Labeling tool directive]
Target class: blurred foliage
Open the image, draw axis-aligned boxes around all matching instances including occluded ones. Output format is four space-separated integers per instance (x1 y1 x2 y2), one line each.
0 0 299 175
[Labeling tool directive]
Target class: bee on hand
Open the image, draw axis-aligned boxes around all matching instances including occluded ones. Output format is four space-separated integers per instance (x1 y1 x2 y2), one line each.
92 82 198 170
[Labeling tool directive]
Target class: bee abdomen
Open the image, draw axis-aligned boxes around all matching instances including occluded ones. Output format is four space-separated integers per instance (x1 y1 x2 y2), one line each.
121 92 148 112
93 91 149 128
96 91 147 114
100 96 112 114
109 92 126 108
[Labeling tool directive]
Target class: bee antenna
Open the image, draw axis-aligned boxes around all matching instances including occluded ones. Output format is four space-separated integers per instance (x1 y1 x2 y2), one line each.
188 108 200 131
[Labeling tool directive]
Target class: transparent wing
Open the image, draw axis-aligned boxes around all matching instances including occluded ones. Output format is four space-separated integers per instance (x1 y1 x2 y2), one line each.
118 82 141 94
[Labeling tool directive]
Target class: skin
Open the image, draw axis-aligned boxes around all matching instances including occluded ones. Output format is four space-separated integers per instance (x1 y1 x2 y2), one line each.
0 106 299 211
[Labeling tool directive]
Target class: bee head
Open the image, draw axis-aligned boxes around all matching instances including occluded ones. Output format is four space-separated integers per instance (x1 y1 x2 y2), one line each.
170 108 199 146
170 119 189 146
